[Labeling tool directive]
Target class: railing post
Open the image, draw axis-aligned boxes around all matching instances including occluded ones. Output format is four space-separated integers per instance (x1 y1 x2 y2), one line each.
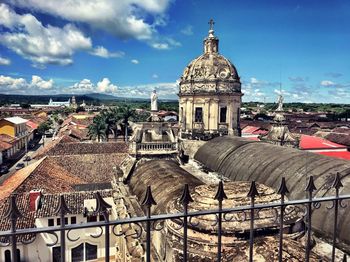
247 181 259 262
331 173 343 262
94 192 112 262
180 184 194 262
277 177 289 262
54 195 71 262
305 176 317 262
141 186 157 262
4 194 22 262
214 181 227 262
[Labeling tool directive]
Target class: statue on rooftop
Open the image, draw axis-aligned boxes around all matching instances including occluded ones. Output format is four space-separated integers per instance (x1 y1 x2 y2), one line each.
276 94 284 112
151 90 158 112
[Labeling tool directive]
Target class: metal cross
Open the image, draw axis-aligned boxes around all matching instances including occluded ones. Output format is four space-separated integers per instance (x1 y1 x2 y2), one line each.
208 19 215 30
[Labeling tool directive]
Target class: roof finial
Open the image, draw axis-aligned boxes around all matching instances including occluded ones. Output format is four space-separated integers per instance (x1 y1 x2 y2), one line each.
209 18 215 31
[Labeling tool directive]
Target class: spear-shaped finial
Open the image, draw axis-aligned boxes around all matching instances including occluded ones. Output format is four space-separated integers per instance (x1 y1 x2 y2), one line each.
141 186 157 207
277 177 290 196
180 184 193 205
214 181 228 201
54 195 71 216
94 192 112 213
305 176 317 193
4 194 22 220
247 181 259 198
332 172 343 190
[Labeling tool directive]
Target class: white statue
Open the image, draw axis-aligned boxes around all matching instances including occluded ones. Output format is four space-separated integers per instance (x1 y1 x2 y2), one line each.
151 90 158 111
276 94 284 112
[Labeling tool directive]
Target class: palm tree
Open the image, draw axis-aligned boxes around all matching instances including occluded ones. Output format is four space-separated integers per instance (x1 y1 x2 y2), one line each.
117 104 136 143
88 115 107 142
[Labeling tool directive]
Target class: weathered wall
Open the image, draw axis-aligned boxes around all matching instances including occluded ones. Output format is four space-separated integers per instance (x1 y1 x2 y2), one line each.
194 136 350 249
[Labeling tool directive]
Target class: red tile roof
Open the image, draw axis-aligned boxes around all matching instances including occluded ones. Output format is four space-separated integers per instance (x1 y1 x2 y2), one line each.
26 120 39 130
299 135 347 150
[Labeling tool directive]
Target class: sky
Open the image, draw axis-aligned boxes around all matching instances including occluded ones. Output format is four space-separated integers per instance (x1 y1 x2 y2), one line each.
0 0 349 103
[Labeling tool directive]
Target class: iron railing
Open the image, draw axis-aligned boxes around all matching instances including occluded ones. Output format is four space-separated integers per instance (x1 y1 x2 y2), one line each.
0 174 349 262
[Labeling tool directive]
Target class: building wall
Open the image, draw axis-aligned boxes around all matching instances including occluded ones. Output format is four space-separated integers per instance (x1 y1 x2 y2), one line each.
179 94 241 136
0 120 15 137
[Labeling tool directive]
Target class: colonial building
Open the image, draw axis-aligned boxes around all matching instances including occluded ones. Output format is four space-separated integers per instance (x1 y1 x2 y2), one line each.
179 20 242 139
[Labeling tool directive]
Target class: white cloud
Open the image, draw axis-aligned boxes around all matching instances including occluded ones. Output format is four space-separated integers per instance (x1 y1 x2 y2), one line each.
0 74 54 93
30 75 53 89
152 74 159 79
0 4 92 66
97 78 118 93
274 89 290 96
320 80 335 86
0 56 11 65
6 0 178 49
69 79 94 93
181 25 193 36
131 59 139 64
0 75 27 90
90 46 124 58
116 82 178 98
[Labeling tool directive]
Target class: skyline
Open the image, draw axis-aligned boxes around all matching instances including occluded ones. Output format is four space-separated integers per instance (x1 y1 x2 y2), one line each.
0 0 349 103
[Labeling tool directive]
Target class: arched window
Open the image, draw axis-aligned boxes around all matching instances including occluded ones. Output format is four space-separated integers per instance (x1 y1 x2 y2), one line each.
85 243 97 260
4 249 20 262
71 243 98 261
72 243 84 262
5 250 11 262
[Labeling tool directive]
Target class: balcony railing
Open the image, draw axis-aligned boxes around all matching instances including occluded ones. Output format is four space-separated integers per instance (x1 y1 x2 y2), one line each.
136 142 177 151
0 175 349 262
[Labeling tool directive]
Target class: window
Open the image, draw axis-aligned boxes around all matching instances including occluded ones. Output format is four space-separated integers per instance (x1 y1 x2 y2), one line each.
72 243 84 262
71 243 98 262
5 250 10 262
57 217 68 226
194 107 203 123
52 246 61 262
220 107 227 123
87 215 97 222
71 216 77 224
5 249 20 262
48 219 54 227
85 243 98 260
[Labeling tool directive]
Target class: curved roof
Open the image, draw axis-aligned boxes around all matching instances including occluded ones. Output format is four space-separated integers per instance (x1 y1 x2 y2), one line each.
194 136 350 247
129 160 203 214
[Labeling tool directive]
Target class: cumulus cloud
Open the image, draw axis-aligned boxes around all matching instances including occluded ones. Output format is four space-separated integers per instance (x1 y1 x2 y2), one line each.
6 0 179 49
152 74 159 79
0 4 92 66
181 25 193 36
0 56 11 65
90 46 125 58
97 78 118 93
68 79 95 93
0 74 54 93
320 80 335 86
30 75 53 89
131 59 139 64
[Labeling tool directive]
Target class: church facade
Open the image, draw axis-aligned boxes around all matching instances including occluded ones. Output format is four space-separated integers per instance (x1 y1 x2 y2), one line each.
179 20 242 139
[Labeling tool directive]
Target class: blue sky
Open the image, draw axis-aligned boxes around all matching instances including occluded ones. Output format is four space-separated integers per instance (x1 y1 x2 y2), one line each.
0 0 349 103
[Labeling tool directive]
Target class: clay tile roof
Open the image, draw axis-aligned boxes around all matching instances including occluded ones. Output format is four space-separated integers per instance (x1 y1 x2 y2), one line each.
14 157 84 195
26 120 39 130
36 189 113 217
0 140 12 151
0 159 45 201
0 134 16 144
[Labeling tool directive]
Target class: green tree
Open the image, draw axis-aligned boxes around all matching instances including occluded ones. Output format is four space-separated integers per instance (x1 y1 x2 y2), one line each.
37 122 51 135
88 115 107 142
117 104 136 142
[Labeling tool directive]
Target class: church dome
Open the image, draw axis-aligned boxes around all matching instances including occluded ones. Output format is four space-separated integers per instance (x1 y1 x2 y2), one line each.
179 20 241 95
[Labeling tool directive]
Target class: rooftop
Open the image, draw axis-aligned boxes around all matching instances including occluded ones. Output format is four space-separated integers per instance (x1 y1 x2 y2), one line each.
3 116 28 125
